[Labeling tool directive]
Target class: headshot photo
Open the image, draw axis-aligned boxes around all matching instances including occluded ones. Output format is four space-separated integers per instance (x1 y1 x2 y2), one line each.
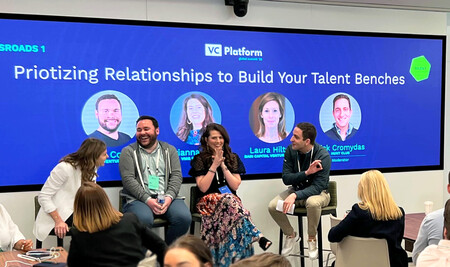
170 92 221 145
81 90 139 147
319 93 361 142
249 92 295 144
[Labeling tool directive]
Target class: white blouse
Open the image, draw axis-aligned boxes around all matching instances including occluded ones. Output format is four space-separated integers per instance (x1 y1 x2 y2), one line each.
0 204 25 251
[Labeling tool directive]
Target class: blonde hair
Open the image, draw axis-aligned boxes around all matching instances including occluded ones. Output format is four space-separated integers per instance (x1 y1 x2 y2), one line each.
357 170 403 221
230 252 291 267
73 182 122 233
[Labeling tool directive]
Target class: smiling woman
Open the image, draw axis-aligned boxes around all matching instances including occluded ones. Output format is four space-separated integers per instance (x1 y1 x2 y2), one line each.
176 93 215 145
33 138 107 243
189 123 272 266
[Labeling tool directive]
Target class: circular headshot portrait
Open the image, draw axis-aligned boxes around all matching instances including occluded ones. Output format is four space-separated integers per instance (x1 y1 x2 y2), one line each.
81 90 139 147
249 92 295 143
170 91 222 145
319 92 362 142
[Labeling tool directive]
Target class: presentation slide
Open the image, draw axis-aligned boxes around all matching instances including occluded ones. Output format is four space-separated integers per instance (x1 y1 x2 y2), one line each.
0 15 444 189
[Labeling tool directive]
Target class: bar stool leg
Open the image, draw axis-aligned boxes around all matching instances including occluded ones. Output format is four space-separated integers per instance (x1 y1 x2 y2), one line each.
318 218 323 267
279 229 283 254
57 237 64 247
298 216 305 267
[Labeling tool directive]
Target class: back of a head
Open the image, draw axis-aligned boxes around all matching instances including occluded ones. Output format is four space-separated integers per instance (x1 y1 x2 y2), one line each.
73 182 121 233
357 170 402 221
445 199 450 239
168 235 213 266
230 252 292 267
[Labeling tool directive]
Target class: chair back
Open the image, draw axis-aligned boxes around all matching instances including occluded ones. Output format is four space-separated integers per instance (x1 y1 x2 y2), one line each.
118 189 123 212
329 214 343 255
34 196 40 219
335 236 390 267
190 186 201 213
328 180 337 207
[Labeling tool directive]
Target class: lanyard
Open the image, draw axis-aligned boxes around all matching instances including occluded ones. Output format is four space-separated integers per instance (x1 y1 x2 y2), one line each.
146 148 161 176
298 146 313 172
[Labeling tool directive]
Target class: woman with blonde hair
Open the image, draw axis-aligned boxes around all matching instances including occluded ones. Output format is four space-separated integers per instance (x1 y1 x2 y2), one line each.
68 182 167 267
255 92 287 143
328 170 407 267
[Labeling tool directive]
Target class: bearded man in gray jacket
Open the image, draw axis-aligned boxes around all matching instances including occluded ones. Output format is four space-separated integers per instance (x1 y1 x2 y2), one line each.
119 115 191 245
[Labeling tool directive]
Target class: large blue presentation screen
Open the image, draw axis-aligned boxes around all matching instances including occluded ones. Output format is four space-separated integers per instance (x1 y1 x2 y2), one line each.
0 14 444 189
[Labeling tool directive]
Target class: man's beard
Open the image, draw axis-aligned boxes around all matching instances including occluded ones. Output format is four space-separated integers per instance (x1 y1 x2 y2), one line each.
99 120 121 133
138 134 157 149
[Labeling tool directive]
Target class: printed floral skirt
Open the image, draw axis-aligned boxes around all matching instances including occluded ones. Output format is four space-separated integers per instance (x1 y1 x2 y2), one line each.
197 193 261 267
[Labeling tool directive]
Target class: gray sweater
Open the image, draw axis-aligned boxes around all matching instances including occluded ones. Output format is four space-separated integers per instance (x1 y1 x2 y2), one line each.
119 141 183 204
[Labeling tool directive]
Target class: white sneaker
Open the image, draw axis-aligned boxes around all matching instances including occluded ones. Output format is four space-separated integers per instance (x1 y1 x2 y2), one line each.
308 239 318 260
281 232 300 256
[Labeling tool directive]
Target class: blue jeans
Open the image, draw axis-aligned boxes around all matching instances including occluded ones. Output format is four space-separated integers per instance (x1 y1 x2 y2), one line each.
123 199 191 245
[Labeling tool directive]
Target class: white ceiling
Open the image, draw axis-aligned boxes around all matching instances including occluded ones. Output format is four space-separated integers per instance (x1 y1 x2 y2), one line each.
268 0 450 12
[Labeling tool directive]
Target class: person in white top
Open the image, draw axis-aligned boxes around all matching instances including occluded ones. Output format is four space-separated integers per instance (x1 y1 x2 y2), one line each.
0 204 32 251
417 198 450 267
412 173 450 264
33 138 108 242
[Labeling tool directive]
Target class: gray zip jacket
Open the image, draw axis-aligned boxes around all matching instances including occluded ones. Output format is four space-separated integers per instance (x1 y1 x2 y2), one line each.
119 141 183 204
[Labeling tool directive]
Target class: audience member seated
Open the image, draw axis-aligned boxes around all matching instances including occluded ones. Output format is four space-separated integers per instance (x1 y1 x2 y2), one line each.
67 182 167 267
33 138 108 242
164 234 213 267
416 198 450 267
189 123 272 266
230 252 292 267
412 172 450 264
328 170 408 267
0 204 33 252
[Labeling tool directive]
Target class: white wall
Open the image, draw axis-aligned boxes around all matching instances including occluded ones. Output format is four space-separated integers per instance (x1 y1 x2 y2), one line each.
0 1 448 266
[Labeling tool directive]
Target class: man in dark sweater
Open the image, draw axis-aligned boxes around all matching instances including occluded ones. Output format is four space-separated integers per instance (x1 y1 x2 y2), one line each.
268 122 331 260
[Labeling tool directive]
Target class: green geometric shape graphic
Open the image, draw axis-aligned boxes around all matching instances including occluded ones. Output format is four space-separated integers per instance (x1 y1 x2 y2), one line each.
409 55 431 82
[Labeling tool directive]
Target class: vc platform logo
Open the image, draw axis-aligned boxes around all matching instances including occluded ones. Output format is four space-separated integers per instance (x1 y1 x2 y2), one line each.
205 44 222 56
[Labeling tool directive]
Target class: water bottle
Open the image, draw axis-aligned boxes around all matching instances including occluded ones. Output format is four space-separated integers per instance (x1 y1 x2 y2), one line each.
157 192 165 204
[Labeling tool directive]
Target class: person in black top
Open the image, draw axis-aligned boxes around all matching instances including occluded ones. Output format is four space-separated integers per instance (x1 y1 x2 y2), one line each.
189 123 271 267
67 182 167 267
328 170 408 267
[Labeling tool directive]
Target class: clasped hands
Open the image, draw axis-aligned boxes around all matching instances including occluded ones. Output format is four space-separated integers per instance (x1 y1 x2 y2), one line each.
147 196 172 215
211 148 226 170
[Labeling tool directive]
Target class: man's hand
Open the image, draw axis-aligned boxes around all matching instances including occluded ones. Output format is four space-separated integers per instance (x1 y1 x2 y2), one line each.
146 198 163 215
147 197 173 215
305 159 323 176
283 193 297 214
159 197 173 215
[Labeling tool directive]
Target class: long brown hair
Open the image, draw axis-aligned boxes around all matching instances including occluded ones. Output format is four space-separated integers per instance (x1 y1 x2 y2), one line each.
199 123 237 169
176 94 214 142
73 182 122 233
60 138 106 182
